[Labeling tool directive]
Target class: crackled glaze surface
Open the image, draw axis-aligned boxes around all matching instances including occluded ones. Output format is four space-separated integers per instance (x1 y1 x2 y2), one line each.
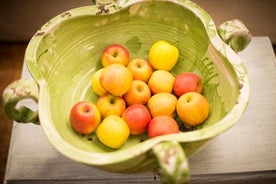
23 0 249 174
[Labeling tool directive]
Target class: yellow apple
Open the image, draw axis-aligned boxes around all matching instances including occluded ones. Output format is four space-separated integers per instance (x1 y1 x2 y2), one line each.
101 44 130 67
100 64 133 96
176 92 210 126
149 40 179 71
91 68 107 96
96 93 126 118
147 93 177 117
123 80 151 105
148 70 175 94
97 115 130 149
127 58 153 82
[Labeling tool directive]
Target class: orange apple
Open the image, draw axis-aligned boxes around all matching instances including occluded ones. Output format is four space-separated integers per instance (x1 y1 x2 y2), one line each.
127 58 153 82
147 93 177 117
148 115 179 138
148 70 175 94
176 92 210 126
91 68 107 96
123 80 151 105
70 101 101 134
173 72 203 97
101 44 130 67
96 93 126 118
100 63 133 96
122 104 152 135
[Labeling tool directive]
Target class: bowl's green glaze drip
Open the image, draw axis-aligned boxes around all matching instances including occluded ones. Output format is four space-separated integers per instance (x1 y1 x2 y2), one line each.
33 1 240 153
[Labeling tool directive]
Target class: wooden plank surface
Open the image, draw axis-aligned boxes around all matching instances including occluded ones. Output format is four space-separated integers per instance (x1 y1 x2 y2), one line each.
0 43 26 183
4 37 276 183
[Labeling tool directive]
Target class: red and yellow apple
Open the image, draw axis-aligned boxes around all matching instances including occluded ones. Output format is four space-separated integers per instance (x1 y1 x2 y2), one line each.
122 104 152 135
101 44 130 67
148 70 175 94
100 63 133 96
97 115 130 149
91 68 107 96
173 72 203 97
149 40 179 71
176 92 210 126
123 80 151 105
147 93 177 117
127 58 153 82
70 101 101 134
96 93 126 118
148 115 179 138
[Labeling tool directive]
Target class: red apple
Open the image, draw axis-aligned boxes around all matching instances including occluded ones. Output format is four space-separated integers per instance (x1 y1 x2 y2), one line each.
122 104 152 135
148 115 179 138
70 101 101 134
176 92 210 126
123 80 151 106
96 93 126 118
127 58 153 82
173 72 203 97
101 44 130 67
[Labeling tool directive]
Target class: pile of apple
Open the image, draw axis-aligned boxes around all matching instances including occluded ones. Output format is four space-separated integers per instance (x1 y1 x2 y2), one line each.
70 40 210 149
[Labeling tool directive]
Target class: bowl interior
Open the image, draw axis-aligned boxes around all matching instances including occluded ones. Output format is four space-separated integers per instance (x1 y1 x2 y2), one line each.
33 1 240 153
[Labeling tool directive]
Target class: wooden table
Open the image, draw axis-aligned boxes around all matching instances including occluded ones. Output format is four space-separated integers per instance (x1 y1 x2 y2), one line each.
4 37 276 183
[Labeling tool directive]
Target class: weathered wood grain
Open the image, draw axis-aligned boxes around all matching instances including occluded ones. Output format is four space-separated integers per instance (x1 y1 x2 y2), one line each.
0 43 26 183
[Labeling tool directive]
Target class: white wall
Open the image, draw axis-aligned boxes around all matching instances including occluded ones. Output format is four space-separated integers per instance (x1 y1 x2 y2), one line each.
0 0 275 43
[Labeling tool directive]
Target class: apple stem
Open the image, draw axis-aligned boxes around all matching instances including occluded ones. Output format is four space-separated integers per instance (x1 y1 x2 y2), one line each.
110 98 116 104
113 52 118 57
136 63 142 68
186 96 192 102
136 85 143 92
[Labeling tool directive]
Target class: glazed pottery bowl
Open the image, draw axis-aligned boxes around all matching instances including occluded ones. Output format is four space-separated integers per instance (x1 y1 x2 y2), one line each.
2 0 251 183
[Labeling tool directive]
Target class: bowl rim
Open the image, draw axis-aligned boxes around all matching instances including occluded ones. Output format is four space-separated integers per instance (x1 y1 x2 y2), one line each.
24 0 250 166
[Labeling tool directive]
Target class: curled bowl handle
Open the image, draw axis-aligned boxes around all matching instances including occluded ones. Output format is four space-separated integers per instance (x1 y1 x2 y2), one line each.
2 79 39 125
152 141 190 184
218 19 252 53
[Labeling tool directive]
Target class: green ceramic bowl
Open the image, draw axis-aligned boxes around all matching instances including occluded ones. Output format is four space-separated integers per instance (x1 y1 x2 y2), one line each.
2 0 251 183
